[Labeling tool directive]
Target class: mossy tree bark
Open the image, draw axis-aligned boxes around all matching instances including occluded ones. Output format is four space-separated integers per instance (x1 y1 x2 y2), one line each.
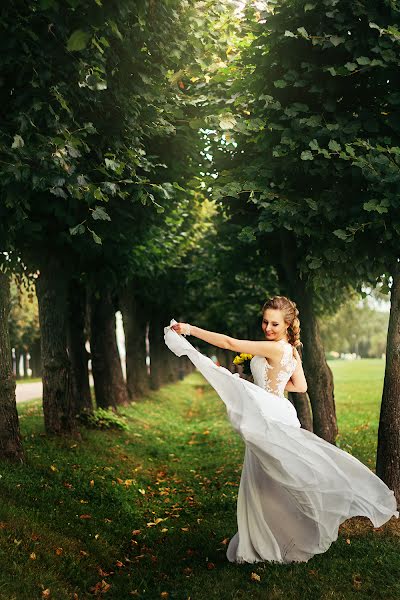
67 280 92 414
279 238 337 443
0 272 24 461
120 285 149 400
90 289 129 409
376 261 400 506
35 258 76 434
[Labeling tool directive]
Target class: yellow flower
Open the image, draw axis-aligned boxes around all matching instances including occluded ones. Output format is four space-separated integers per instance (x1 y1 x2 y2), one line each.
233 355 244 365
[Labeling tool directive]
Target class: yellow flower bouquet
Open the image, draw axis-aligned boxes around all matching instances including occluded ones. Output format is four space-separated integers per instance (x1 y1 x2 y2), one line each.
233 353 253 375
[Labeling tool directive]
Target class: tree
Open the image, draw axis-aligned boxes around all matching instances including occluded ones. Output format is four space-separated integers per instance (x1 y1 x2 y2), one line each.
0 270 24 462
1 0 209 427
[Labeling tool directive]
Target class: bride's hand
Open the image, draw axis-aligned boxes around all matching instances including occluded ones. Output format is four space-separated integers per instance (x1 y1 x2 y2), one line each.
171 322 191 336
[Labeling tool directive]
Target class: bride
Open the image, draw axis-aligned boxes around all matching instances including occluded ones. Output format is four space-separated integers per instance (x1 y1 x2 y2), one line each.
164 295 399 564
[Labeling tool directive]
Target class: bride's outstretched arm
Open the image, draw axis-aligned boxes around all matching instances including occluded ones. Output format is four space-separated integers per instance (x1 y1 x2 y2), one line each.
171 322 283 359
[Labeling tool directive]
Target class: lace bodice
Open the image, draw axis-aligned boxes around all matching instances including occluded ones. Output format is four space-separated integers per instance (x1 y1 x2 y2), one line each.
250 340 297 398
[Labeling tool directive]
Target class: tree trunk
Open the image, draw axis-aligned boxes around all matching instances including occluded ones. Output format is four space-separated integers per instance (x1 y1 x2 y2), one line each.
90 289 129 409
36 258 76 434
279 237 337 443
67 280 92 414
15 347 22 379
120 287 149 400
30 338 42 378
376 262 400 506
149 315 166 390
287 345 313 431
288 392 313 432
0 272 24 462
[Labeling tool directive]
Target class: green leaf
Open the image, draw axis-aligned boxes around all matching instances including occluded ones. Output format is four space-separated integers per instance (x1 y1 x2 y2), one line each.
328 139 341 152
274 80 287 88
219 116 236 130
50 187 67 199
88 228 102 244
305 198 318 210
67 30 91 52
363 200 388 214
105 158 120 171
92 206 111 221
284 30 296 37
308 139 319 150
109 19 123 40
238 226 256 243
297 27 308 38
69 224 86 236
329 36 345 47
344 62 357 71
11 134 24 149
356 56 370 65
304 3 316 11
301 150 314 161
333 229 349 240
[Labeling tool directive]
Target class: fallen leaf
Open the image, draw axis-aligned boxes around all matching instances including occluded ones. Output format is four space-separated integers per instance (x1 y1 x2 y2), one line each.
50 465 57 472
90 480 95 487
30 552 36 560
131 529 141 536
42 589 51 598
346 538 351 544
161 528 168 533
116 560 124 567
181 527 189 532
138 489 146 495
90 580 111 594
220 538 229 545
54 547 63 556
207 562 215 570
79 514 91 519
251 572 261 582
160 593 169 599
79 550 89 557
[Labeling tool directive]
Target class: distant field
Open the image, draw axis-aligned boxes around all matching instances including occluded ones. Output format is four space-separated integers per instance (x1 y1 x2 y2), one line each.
329 358 385 468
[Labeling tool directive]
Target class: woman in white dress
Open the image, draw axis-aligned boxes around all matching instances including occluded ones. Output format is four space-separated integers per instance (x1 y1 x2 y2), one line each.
164 296 399 564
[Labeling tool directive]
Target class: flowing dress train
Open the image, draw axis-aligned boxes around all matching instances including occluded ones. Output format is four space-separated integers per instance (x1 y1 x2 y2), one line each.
164 321 399 564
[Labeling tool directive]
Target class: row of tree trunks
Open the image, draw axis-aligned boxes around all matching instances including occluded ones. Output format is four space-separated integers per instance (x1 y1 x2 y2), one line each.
0 272 24 462
67 280 92 414
30 338 42 377
120 287 149 399
376 261 400 506
90 289 129 410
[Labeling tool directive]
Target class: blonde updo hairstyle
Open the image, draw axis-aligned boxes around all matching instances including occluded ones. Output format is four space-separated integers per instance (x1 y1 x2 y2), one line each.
261 295 302 348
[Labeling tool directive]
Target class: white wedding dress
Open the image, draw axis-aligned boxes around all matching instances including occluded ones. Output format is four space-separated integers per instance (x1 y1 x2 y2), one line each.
164 321 399 564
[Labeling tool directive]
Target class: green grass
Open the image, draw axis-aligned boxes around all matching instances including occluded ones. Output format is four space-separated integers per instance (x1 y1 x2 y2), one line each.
0 360 398 600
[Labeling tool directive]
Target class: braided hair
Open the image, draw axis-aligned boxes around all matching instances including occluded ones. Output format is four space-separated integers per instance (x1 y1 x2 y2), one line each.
261 295 302 348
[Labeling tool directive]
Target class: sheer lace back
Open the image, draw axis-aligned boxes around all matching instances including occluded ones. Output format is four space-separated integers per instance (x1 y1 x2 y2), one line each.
250 340 297 398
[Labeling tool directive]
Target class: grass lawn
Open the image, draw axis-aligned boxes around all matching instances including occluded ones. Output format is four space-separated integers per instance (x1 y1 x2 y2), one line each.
0 359 399 600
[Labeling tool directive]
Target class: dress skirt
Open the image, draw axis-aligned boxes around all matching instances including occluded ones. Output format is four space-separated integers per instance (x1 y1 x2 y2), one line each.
164 322 399 564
